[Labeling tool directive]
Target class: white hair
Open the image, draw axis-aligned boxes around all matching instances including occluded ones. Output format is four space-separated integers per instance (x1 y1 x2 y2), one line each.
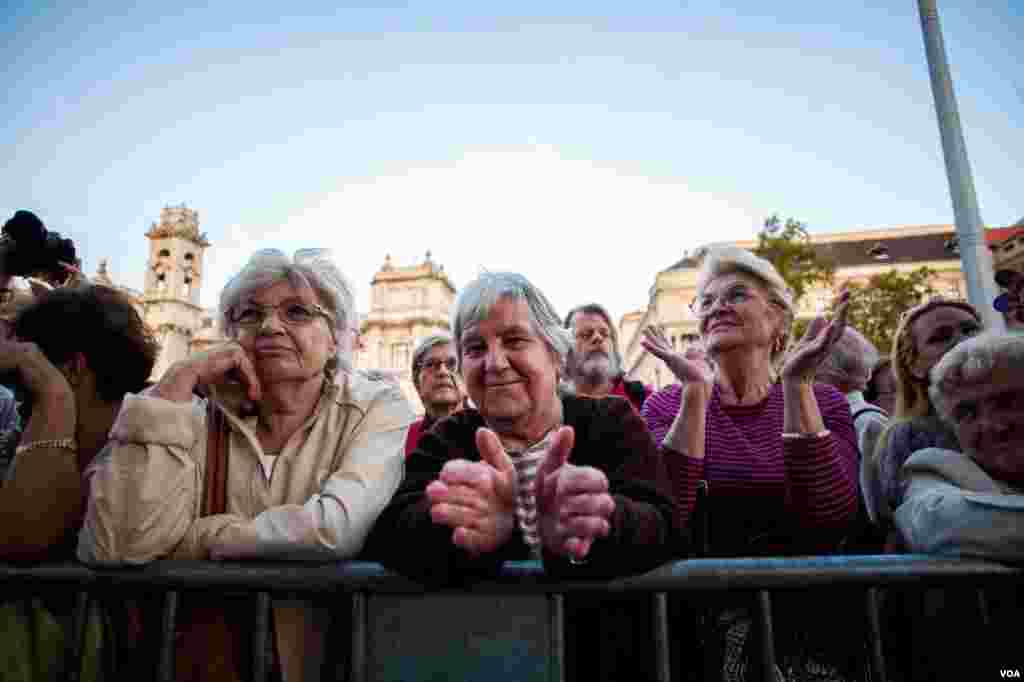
929 330 1024 429
451 271 571 368
817 327 880 393
695 245 796 365
411 333 455 389
219 249 356 372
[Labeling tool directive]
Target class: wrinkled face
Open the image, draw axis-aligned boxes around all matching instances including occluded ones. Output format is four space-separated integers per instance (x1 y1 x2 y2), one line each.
460 297 560 428
234 280 336 384
696 273 783 358
416 342 463 416
909 307 981 380
570 312 619 382
947 368 1024 478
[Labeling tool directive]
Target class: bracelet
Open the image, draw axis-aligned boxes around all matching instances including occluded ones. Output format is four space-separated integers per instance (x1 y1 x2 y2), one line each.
781 429 831 440
15 438 78 457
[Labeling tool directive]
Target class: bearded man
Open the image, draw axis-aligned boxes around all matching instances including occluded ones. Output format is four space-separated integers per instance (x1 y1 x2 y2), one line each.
564 303 651 412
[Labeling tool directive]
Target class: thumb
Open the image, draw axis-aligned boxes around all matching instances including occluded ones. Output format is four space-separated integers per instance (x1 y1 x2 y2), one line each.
536 426 575 489
476 427 513 476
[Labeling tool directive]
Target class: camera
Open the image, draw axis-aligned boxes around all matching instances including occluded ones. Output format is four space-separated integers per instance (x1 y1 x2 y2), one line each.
0 210 77 281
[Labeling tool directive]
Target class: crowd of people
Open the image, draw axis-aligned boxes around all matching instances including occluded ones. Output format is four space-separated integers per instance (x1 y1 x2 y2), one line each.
1 209 1022 681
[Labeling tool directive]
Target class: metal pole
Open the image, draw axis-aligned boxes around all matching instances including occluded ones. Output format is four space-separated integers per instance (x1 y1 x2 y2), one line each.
917 0 1005 330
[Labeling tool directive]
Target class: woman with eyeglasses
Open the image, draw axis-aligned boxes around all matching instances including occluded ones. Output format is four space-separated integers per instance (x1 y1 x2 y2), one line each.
640 246 861 680
405 333 466 455
79 249 415 681
861 298 981 537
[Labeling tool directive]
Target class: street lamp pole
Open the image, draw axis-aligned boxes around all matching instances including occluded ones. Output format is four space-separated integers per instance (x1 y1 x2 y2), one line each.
917 0 1004 330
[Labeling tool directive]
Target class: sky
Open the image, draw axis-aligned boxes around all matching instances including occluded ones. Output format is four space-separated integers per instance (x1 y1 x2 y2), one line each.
2 1 1021 324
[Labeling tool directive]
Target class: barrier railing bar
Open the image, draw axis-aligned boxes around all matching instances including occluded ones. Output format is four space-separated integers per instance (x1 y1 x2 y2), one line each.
652 592 671 682
548 594 565 682
65 590 89 682
252 591 271 682
756 590 777 681
157 590 179 682
865 587 888 682
350 592 367 682
2 556 1019 595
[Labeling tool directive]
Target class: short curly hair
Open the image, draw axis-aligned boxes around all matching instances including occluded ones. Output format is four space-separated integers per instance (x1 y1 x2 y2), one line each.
13 285 159 402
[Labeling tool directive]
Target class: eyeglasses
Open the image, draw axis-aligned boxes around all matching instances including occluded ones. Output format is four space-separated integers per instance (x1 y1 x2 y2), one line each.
232 300 334 330
690 285 766 318
420 357 457 374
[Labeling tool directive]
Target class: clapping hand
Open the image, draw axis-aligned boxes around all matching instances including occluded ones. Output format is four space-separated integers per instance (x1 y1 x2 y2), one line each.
536 426 615 562
781 289 851 385
426 428 517 556
640 325 715 390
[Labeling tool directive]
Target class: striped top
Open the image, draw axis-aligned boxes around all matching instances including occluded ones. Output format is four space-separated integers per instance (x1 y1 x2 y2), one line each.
642 381 859 553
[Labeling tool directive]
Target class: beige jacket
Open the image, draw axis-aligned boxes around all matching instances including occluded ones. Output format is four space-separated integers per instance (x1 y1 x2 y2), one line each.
78 372 414 681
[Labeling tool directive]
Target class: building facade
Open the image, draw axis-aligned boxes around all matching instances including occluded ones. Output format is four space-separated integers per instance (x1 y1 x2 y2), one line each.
621 224 1018 391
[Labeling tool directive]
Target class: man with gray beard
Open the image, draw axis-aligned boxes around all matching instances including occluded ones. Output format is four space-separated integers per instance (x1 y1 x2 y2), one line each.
564 303 651 412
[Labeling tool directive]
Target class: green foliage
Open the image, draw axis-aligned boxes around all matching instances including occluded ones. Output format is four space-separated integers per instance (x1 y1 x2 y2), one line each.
832 266 938 357
753 215 836 306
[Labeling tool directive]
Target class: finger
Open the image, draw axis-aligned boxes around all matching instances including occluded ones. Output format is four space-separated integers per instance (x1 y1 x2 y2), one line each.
452 526 494 556
565 536 594 562
439 459 493 489
558 492 616 520
476 428 514 477
536 426 575 488
556 466 610 498
434 483 489 512
801 316 827 344
425 479 452 504
558 515 611 540
234 349 262 401
430 502 484 530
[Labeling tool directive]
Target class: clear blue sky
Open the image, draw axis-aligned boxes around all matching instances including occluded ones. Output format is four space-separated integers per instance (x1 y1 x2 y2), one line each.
3 1 1021 322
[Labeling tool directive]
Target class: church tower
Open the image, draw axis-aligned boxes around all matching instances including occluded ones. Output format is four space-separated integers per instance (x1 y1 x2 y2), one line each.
143 205 210 379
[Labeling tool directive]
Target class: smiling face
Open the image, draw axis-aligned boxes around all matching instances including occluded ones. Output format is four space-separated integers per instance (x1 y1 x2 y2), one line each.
234 279 336 384
909 306 982 380
416 341 464 418
696 272 783 359
460 296 561 436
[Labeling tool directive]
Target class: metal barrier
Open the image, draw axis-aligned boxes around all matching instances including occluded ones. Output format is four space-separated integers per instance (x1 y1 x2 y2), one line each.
1 555 1021 682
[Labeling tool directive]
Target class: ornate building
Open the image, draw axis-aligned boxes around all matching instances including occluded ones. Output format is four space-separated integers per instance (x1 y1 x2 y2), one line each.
140 206 211 379
621 223 1018 391
355 252 456 411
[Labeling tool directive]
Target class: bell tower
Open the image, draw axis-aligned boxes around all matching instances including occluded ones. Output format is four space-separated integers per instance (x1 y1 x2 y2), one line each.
143 205 210 379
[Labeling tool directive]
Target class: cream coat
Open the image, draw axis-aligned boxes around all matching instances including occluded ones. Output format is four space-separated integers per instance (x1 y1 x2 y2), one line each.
78 372 414 681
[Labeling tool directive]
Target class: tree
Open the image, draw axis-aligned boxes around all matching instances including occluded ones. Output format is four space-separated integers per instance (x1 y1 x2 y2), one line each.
833 267 938 357
753 215 836 308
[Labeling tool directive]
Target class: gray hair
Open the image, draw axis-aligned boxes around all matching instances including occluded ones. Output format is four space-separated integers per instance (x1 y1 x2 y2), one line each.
695 245 796 366
564 302 625 380
219 249 356 372
411 333 455 389
929 330 1024 429
451 271 571 369
817 327 880 393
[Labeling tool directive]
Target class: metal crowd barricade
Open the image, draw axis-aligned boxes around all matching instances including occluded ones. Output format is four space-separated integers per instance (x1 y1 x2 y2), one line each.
0 555 1021 682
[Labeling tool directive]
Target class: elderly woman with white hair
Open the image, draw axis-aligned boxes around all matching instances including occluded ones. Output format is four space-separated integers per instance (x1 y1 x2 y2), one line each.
895 331 1024 558
641 246 861 680
366 271 675 679
79 249 414 681
368 271 675 577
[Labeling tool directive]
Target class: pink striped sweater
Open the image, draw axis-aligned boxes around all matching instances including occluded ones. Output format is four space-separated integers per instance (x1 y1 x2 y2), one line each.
642 381 859 554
